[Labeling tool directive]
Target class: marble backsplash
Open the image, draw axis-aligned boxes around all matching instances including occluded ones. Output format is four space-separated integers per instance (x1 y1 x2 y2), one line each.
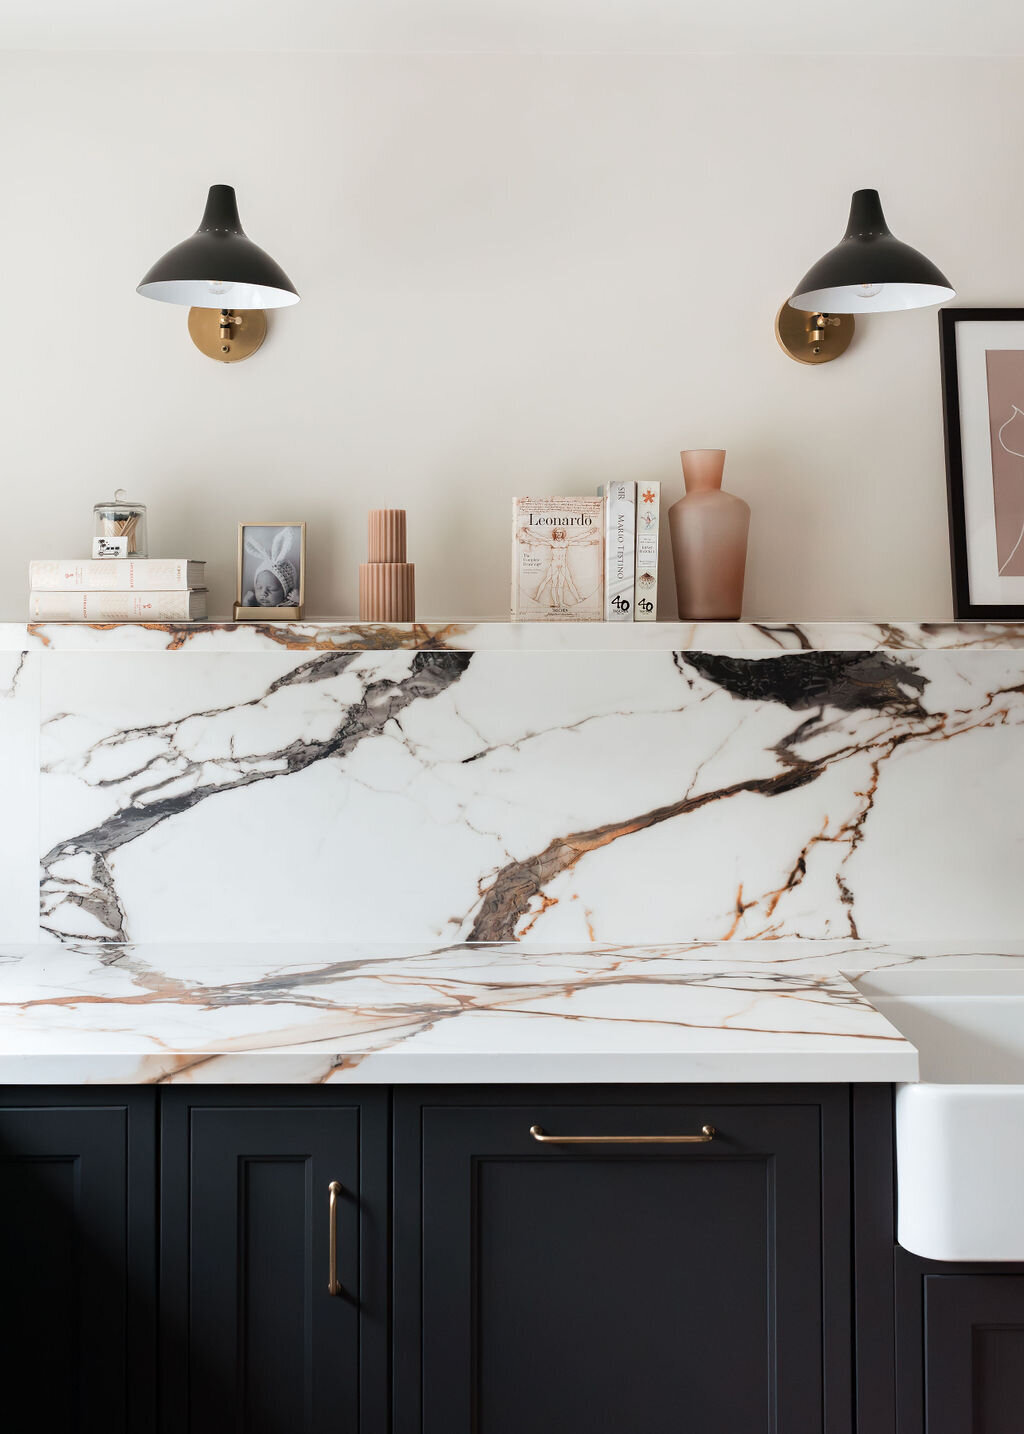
4 623 1024 945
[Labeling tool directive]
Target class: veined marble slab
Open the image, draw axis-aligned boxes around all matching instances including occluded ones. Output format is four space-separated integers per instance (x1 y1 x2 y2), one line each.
0 650 41 941
0 939 967 1084
32 645 1024 945
7 619 1024 653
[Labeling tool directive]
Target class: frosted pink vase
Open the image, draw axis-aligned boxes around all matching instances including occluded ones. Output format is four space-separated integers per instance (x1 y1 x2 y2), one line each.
668 450 750 620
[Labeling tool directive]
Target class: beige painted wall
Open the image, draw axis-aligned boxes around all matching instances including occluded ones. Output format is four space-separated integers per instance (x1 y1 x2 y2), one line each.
0 51 1017 620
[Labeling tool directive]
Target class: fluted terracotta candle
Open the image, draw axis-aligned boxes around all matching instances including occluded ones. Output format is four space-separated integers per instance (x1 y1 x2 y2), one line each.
359 509 416 621
668 450 750 620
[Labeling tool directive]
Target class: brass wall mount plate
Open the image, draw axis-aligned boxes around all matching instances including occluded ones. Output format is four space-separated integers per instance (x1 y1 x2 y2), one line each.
188 307 267 363
775 303 855 365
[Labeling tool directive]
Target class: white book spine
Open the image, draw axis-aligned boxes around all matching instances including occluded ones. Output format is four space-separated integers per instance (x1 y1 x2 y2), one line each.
28 559 204 591
510 498 519 620
28 590 208 621
634 481 660 621
603 482 636 621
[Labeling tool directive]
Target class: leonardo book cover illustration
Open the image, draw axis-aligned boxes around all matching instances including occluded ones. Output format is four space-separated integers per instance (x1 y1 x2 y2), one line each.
511 496 605 620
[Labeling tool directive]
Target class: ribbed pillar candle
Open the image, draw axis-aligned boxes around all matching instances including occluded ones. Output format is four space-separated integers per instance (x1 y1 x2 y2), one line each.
359 509 416 621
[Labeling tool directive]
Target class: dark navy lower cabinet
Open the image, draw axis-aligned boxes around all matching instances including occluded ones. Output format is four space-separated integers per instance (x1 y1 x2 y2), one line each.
393 1086 854 1434
923 1276 1024 1434
16 1081 1022 1433
0 1090 157 1434
896 1255 1024 1434
158 1089 389 1434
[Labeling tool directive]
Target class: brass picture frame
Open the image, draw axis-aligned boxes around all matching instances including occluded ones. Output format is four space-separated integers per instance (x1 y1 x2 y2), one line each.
234 521 306 620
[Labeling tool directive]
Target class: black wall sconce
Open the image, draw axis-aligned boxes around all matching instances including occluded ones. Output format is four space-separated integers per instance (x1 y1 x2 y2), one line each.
137 184 299 363
775 188 955 365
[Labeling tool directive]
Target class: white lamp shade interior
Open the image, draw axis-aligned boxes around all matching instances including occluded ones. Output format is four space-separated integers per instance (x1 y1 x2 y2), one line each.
789 281 956 313
137 278 300 309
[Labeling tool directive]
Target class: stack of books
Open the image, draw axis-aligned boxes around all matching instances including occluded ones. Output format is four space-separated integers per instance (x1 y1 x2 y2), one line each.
510 482 661 623
28 559 208 620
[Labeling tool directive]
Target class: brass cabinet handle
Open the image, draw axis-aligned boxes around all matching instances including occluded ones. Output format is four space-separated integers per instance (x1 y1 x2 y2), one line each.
529 1124 716 1145
328 1180 342 1296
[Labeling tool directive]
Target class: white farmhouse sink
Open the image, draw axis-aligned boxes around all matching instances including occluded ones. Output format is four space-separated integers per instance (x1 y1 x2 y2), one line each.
853 969 1024 1262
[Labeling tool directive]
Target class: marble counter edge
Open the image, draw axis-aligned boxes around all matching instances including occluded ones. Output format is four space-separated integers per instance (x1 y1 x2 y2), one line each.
6 619 1024 654
0 1046 921 1085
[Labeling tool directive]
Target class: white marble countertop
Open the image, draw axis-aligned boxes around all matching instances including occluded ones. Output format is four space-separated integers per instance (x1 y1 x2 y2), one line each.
4 939 1020 1085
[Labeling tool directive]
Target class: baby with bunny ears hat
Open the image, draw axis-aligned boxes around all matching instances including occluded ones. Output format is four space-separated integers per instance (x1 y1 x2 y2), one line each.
243 529 300 607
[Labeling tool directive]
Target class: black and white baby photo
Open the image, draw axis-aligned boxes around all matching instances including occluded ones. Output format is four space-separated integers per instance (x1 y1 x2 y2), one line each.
240 525 303 607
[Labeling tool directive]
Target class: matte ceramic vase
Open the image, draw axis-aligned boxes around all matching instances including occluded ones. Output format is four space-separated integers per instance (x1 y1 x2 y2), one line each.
668 450 750 620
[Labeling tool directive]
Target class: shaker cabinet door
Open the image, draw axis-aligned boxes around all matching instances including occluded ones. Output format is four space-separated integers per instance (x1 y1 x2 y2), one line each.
395 1088 851 1434
0 1093 156 1434
923 1276 1024 1434
160 1090 388 1434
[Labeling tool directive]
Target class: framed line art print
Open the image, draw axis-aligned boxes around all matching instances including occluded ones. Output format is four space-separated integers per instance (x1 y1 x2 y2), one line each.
941 308 1024 619
234 522 306 620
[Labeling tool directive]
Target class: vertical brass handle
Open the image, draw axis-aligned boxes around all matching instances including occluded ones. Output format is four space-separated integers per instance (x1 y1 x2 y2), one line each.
328 1180 342 1296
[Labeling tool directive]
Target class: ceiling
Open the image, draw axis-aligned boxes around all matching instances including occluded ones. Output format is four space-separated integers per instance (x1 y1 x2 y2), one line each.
3 0 1024 53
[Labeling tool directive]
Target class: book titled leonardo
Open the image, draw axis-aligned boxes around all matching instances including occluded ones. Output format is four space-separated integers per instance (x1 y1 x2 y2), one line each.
511 497 605 621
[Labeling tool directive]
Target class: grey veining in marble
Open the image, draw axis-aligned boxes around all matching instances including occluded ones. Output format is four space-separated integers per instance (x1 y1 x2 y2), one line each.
24 642 1024 946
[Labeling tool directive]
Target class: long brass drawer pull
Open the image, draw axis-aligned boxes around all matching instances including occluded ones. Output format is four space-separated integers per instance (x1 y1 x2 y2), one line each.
328 1180 342 1296
529 1124 715 1145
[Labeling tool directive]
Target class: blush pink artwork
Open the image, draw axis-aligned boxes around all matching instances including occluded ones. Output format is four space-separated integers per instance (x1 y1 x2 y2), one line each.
986 349 1024 576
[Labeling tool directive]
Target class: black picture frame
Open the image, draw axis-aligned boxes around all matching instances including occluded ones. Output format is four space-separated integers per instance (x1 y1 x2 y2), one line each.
940 306 1024 619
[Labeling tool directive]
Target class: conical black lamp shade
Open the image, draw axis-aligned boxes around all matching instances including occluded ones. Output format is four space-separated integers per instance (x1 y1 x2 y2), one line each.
789 189 953 314
137 184 299 310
